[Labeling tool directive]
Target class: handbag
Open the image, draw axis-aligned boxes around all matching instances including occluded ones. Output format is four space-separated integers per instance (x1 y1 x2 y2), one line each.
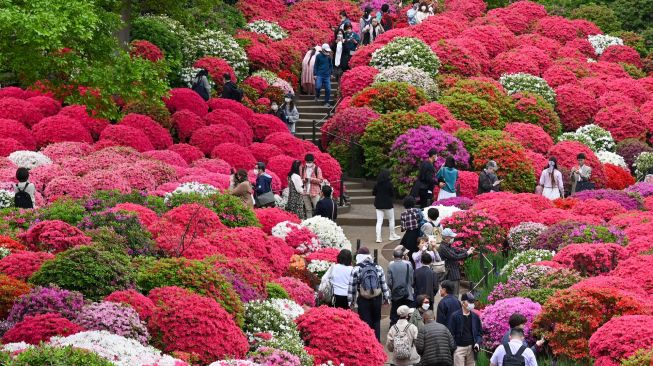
255 191 275 207
318 264 335 305
430 261 446 274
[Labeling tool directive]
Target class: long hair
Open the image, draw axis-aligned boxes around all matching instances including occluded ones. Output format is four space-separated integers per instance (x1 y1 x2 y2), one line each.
377 168 391 183
288 160 302 179
234 169 248 185
196 69 209 78
548 156 558 187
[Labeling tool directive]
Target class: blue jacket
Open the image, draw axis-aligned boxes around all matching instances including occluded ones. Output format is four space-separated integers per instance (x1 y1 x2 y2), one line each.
313 52 333 78
255 173 273 196
449 310 483 347
437 294 461 331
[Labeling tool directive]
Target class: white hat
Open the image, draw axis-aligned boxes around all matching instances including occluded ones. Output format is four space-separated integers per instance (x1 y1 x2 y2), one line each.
322 43 332 52
442 228 457 238
397 305 411 318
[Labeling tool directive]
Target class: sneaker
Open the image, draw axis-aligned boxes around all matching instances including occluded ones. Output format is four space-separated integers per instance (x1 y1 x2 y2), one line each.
376 237 382 243
324 103 331 107
389 234 401 241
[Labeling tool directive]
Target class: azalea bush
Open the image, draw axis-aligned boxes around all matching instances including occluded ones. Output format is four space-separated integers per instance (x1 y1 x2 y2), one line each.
499 73 556 105
507 223 549 251
374 66 439 99
535 221 627 251
440 210 506 252
301 216 351 250
2 313 83 345
558 124 616 153
75 301 149 345
510 92 561 138
183 29 248 79
340 66 379 98
245 20 288 40
8 286 85 323
274 277 315 307
480 297 542 349
370 37 441 76
350 82 427 114
243 300 296 336
500 249 555 277
503 123 553 154
472 139 536 193
552 243 626 276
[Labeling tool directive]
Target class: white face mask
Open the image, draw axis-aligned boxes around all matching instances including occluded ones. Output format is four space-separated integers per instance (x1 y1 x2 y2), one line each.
467 303 475 311
422 303 430 311
307 162 315 167
421 6 426 10
548 161 555 168
254 169 259 175
284 98 291 103
271 105 278 111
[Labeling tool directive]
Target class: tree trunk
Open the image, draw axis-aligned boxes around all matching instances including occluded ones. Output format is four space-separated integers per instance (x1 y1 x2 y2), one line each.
117 0 132 48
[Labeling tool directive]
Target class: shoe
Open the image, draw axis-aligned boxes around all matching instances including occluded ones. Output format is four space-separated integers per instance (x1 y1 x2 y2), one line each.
376 237 382 243
389 234 401 241
324 103 331 107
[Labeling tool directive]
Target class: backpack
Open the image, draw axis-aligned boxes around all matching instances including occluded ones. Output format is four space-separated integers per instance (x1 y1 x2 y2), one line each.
502 342 527 366
358 262 382 299
14 183 33 209
417 210 429 237
392 324 413 360
391 263 410 301
191 78 210 101
233 87 244 102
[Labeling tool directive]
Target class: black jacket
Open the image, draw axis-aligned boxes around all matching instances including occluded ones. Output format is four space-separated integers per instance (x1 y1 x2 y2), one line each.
414 266 439 300
314 198 337 221
477 170 500 194
449 310 483 347
221 81 242 101
415 321 456 366
438 243 469 281
418 160 436 191
373 179 394 209
437 294 461 332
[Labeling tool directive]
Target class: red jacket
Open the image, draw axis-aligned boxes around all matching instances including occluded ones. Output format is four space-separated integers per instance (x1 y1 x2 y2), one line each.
300 164 324 197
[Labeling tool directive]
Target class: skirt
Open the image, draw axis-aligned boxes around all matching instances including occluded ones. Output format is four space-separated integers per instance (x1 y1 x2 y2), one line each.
437 189 456 201
542 187 561 200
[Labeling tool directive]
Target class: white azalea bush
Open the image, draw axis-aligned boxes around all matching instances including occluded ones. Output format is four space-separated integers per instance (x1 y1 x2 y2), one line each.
301 216 351 250
370 37 441 76
0 189 14 209
596 151 628 169
507 222 548 251
271 221 321 254
499 73 556 105
500 249 555 277
268 298 305 320
307 259 332 277
243 300 297 336
246 20 288 40
0 247 11 259
184 29 248 78
558 124 615 153
634 151 653 179
8 151 52 169
374 65 439 99
210 361 260 366
588 34 623 56
163 182 219 204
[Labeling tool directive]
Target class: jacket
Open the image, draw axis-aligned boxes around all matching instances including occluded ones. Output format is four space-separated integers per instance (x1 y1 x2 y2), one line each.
300 164 324 197
381 13 393 30
387 319 421 366
414 266 439 301
221 81 241 101
438 243 469 281
230 180 253 208
416 321 456 366
343 31 360 53
437 294 461 331
477 170 500 194
313 52 333 78
418 160 436 191
449 310 483 347
387 260 414 301
255 173 273 196
314 198 337 221
373 179 394 209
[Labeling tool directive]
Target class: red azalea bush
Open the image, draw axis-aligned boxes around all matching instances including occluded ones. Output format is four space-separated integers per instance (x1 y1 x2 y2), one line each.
0 251 54 281
0 275 31 318
472 199 540 229
589 315 653 365
99 125 154 152
542 64 577 88
44 175 95 201
458 170 479 199
274 276 315 306
249 143 282 164
534 16 578 43
144 150 188 168
243 76 268 95
417 102 455 123
600 45 643 68
571 199 627 221
148 286 249 363
0 118 36 150
552 243 626 276
460 25 516 57
440 210 506 252
156 204 225 239
340 66 379 98
208 143 255 171
305 248 340 263
250 114 289 142
82 169 129 193
112 203 159 227
190 124 248 155
441 119 471 134
26 96 61 117
610 254 653 293
212 255 272 296
169 144 205 164
594 103 646 142
431 39 483 77
0 138 25 156
554 84 599 131
296 306 387 366
445 0 486 18
588 61 630 80
491 47 546 77
547 141 606 189
208 98 254 122
504 122 553 154
606 78 650 106
164 88 209 117
0 86 30 99
105 289 155 321
473 139 536 193
350 82 428 114
255 208 300 234
0 97 44 127
129 40 164 62
321 107 379 149
2 313 84 345
313 152 343 197
598 92 635 108
0 236 26 252
193 57 236 88
527 150 552 173
58 105 109 140
192 158 232 175
266 155 296 188
31 115 93 148
20 220 91 253
120 113 173 150
205 110 253 144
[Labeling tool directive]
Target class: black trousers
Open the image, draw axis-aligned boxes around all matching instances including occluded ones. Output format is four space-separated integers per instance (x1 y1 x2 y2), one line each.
419 188 432 208
357 295 382 341
389 297 413 327
333 295 348 309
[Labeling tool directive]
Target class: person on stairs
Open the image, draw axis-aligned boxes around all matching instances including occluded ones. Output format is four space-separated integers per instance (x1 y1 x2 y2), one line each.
360 6 374 45
400 196 422 260
301 46 321 95
313 43 333 107
280 93 299 134
373 169 401 243
341 23 360 72
387 248 415 327
300 154 324 217
387 305 421 366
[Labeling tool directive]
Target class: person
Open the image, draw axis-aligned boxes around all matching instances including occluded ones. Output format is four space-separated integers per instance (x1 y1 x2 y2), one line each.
300 153 324 216
449 293 483 366
409 294 431 331
321 249 353 309
400 196 422 257
301 46 321 95
348 247 390 341
438 229 474 296
412 237 439 270
571 153 593 194
407 0 419 26
254 162 275 208
437 280 462 332
229 169 254 208
313 44 334 107
280 93 299 134
538 157 564 200
286 160 306 219
500 313 545 353
421 207 443 243
332 31 345 81
416 311 457 366
368 17 385 43
478 160 501 195
387 305 421 366
388 249 415 327
342 23 360 72
221 73 243 101
373 169 401 243
436 157 459 200
191 69 211 101
415 2 431 24
394 245 412 264
360 6 374 45
14 167 35 209
314 185 337 221
381 3 393 30
490 328 538 366
414 251 439 307
414 149 437 208
335 10 352 37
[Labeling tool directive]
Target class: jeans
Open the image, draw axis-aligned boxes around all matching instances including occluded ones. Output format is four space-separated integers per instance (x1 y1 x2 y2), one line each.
315 75 331 105
389 297 413 327
357 295 382 341
375 209 396 239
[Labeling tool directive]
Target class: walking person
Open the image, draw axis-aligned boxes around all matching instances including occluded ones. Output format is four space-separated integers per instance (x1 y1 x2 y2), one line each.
360 6 374 45
280 93 299 134
409 295 431 331
490 328 538 366
335 10 352 37
314 185 337 221
333 31 345 81
400 196 422 258
14 167 35 209
228 169 254 208
437 280 462 332
254 162 275 208
388 249 415 327
450 293 483 366
221 73 243 101
414 252 440 307
341 23 360 72
300 153 324 217
301 46 321 95
414 149 437 208
348 247 390 341
478 160 502 195
571 153 593 194
313 44 334 107
538 157 564 200
191 69 211 101
373 169 401 243
286 160 307 219
407 0 419 26
416 311 457 366
438 229 475 296
368 17 385 43
436 157 459 201
387 305 421 366
319 249 353 309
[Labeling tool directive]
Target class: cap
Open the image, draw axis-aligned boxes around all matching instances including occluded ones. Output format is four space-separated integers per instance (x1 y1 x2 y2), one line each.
357 246 370 255
461 292 475 302
397 305 411 318
442 228 457 238
322 43 332 52
394 245 409 256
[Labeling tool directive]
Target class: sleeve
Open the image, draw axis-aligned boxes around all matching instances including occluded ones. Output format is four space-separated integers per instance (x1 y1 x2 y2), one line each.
538 170 545 186
313 56 319 74
448 314 458 339
379 266 390 301
556 171 565 196
440 246 468 261
230 182 248 196
291 174 304 193
288 107 299 123
386 265 394 290
202 76 211 90
415 328 425 355
347 267 358 305
386 326 395 352
436 168 443 181
314 201 325 217
490 347 501 366
475 316 484 345
27 183 37 208
478 173 492 193
436 301 447 325
582 166 592 179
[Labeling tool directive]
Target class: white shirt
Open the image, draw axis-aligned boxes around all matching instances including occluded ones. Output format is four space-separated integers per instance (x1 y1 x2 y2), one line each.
490 340 538 366
291 173 304 194
331 264 353 296
304 165 314 193
14 182 36 208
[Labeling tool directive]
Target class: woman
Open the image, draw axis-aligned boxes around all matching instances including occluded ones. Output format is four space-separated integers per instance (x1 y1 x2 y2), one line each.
373 169 401 243
192 69 211 101
539 156 564 200
286 160 306 219
229 169 254 208
360 6 374 45
368 18 385 44
323 249 353 309
280 93 299 134
415 2 430 24
435 156 458 201
342 24 360 72
387 305 421 366
409 294 431 331
333 30 345 81
301 46 321 95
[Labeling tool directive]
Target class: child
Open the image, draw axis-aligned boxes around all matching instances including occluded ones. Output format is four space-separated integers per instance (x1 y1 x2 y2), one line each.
14 167 35 209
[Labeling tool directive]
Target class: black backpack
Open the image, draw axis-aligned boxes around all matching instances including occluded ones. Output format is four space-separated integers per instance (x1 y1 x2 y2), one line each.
502 342 527 366
191 77 210 101
14 183 33 209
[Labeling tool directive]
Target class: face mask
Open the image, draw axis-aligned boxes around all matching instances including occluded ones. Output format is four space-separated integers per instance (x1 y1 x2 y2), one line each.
307 162 315 167
284 98 291 103
548 161 555 168
429 5 433 10
421 6 426 10
467 303 475 311
271 105 278 111
421 303 430 311
254 169 259 175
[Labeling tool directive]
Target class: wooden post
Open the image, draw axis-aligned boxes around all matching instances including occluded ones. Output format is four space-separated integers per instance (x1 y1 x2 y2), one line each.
374 249 378 264
356 239 361 253
312 120 317 145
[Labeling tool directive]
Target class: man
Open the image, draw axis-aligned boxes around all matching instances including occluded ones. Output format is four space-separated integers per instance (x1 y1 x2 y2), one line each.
387 248 414 327
300 154 324 217
449 293 483 366
477 160 501 195
348 247 390 341
416 311 456 366
254 162 275 208
500 313 544 354
437 280 461 331
571 153 593 194
414 251 439 307
438 229 475 295
313 43 334 107
380 3 393 30
415 149 437 208
490 328 538 366
221 73 243 101
314 185 337 221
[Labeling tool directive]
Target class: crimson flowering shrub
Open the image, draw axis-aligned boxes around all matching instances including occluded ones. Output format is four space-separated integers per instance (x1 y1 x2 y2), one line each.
8 286 84 323
440 210 506 252
148 286 249 364
129 40 164 62
610 254 653 294
417 102 454 123
211 143 257 170
340 66 379 98
244 76 268 95
574 189 641 210
604 164 636 190
267 155 295 188
571 199 626 221
589 315 653 365
169 144 205 164
120 113 173 150
441 119 471 134
2 313 84 344
155 204 225 240
0 97 44 127
20 220 91 253
480 297 542 349
0 118 36 150
460 25 516 57
112 203 159 228
212 255 272 296
190 124 248 155
0 236 26 252
491 47 548 78
547 141 606 189
588 61 630 80
594 104 646 142
445 0 485 18
321 107 379 149
350 82 428 114
305 248 340 263
600 45 642 68
0 251 54 280
192 158 232 175
105 289 155 321
431 39 483 77
554 84 599 131
250 114 289 142
533 16 578 43
249 143 282 165
504 122 552 154
472 199 540 229
208 98 255 123
475 192 553 212
164 88 209 117
0 138 25 156
194 57 236 88
296 306 386 365
542 65 577 88
274 277 315 306
0 275 31 318
31 115 93 148
473 139 536 193
205 110 253 143
144 150 188 168
552 243 626 276
58 105 110 140
255 208 300 234
458 170 479 198
99 125 154 152
606 78 650 106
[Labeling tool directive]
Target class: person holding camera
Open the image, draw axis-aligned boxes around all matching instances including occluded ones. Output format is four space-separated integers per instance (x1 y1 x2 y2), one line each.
341 23 360 72
438 229 474 296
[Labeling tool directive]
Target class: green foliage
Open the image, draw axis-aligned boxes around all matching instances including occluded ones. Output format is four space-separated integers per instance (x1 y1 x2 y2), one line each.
621 348 653 366
440 93 503 130
570 4 622 33
166 192 260 228
83 211 156 256
463 252 511 304
89 190 167 215
620 63 646 78
266 282 289 300
611 0 653 33
130 15 185 81
85 227 129 254
454 129 507 158
29 246 135 301
12 346 114 366
131 0 245 34
517 287 558 304
37 199 86 225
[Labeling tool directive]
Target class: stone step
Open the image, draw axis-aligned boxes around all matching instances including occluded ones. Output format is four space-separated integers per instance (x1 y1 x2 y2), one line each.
346 188 372 197
349 195 375 205
344 181 366 190
337 216 378 226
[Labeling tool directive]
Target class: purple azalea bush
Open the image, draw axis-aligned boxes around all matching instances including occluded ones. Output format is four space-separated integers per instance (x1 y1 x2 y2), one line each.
220 269 260 303
573 189 642 210
625 182 653 198
435 196 474 209
75 301 150 345
487 278 531 304
249 346 302 366
8 286 85 323
360 0 400 13
480 297 542 349
535 221 627 251
390 126 470 195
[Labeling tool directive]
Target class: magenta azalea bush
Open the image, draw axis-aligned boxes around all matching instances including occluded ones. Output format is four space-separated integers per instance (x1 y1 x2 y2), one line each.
480 297 542 349
75 301 150 345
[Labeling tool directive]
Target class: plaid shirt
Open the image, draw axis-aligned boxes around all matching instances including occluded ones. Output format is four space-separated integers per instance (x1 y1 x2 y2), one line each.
401 208 421 231
348 260 391 305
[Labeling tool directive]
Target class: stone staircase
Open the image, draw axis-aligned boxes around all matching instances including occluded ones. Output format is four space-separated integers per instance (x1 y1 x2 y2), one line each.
294 80 339 144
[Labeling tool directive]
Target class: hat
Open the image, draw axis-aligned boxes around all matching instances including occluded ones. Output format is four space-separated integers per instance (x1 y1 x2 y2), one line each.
461 293 475 302
322 43 332 52
357 246 370 255
397 305 411 318
442 228 457 238
394 245 409 256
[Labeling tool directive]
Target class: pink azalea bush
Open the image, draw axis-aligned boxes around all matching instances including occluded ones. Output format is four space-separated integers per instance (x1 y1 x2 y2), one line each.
20 220 91 253
274 277 315 306
480 297 542 349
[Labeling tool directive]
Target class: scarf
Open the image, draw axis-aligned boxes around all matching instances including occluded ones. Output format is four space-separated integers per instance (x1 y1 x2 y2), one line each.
335 41 343 66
